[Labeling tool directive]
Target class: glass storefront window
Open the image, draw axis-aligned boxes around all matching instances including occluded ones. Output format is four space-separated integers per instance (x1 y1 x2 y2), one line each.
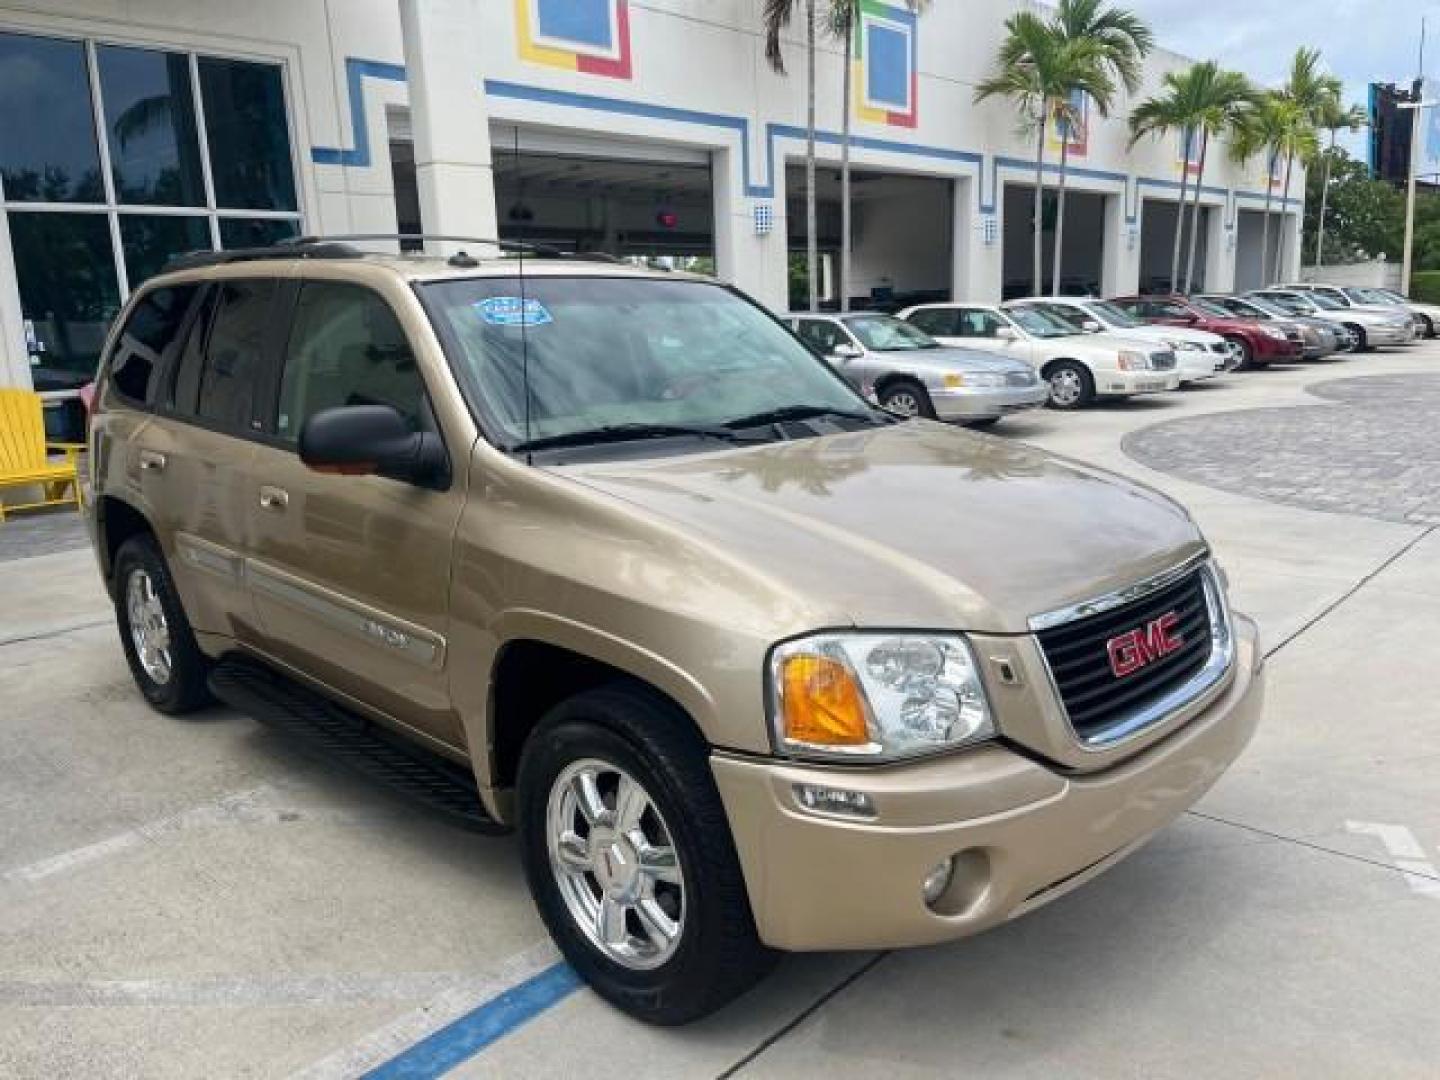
119 214 211 286
8 212 120 375
97 45 206 207
219 217 299 249
0 33 104 203
199 58 298 211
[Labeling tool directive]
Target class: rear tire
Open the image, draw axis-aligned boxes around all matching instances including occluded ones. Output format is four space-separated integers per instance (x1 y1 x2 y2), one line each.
878 379 936 419
113 534 212 715
1044 360 1094 410
517 684 776 1025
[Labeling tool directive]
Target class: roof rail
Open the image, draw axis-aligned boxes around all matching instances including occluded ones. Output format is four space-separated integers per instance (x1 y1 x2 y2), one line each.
161 234 632 273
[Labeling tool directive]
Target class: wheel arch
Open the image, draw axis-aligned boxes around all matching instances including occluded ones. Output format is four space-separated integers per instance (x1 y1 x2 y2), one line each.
96 494 157 597
478 622 717 823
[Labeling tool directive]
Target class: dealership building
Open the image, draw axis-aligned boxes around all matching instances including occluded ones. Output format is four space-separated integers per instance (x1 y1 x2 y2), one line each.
0 0 1304 390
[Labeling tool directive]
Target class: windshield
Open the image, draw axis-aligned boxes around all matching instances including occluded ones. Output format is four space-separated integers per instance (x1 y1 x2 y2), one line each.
1007 305 1080 338
422 276 872 449
1232 296 1284 318
1350 287 1398 305
1189 298 1232 318
1263 294 1310 314
1082 300 1144 328
841 314 939 351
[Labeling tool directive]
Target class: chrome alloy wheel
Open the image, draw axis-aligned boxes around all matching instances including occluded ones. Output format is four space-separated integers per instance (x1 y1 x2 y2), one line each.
546 758 686 970
1049 367 1084 406
125 568 173 685
883 390 921 416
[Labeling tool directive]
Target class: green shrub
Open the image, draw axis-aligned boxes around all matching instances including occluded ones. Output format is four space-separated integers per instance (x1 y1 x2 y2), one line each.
1410 271 1440 304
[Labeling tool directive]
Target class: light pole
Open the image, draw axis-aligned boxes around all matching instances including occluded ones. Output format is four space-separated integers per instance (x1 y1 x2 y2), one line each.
1398 96 1439 294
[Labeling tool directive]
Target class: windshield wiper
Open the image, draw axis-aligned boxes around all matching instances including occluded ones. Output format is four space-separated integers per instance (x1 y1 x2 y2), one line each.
722 404 883 430
511 422 760 454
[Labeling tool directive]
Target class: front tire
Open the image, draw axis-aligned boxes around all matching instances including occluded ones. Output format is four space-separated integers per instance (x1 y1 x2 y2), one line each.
517 685 775 1025
878 379 937 419
113 534 212 714
1045 360 1094 410
1226 337 1254 370
1345 323 1369 352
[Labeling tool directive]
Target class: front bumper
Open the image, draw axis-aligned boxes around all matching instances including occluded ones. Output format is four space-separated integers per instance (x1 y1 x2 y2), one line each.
1365 323 1417 346
1174 351 1223 383
712 616 1264 952
1094 369 1182 396
930 382 1050 421
1252 335 1303 361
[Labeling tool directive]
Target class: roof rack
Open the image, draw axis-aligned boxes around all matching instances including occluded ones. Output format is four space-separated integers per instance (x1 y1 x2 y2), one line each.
163 234 628 272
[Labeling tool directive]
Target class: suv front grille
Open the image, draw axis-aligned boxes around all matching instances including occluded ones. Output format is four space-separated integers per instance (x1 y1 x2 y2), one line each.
1035 566 1216 743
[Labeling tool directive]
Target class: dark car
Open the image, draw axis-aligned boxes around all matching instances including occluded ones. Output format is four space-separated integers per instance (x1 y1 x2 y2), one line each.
1108 295 1305 368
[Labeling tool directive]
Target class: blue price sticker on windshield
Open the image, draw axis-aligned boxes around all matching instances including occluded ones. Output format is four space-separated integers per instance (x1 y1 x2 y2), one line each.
476 296 553 327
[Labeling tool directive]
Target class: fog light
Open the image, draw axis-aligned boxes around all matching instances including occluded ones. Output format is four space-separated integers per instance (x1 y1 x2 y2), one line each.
793 783 876 819
922 856 955 906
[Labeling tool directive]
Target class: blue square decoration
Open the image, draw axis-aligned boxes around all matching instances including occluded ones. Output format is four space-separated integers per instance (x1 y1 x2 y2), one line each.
535 0 614 51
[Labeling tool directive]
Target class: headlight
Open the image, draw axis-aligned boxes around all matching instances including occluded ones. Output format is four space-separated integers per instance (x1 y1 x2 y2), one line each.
943 371 1003 389
1117 349 1149 371
1166 338 1203 352
1262 326 1288 340
769 632 994 762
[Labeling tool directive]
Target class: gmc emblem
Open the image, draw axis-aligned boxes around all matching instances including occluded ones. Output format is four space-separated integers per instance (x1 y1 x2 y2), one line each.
1107 612 1184 678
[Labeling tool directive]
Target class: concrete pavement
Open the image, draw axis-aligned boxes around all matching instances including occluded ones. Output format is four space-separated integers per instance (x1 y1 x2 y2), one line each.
2 344 1438 1078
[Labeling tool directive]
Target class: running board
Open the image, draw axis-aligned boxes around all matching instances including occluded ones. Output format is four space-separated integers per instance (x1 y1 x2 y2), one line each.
208 655 507 834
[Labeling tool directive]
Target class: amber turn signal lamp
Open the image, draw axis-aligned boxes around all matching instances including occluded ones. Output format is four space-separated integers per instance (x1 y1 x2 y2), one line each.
780 654 870 746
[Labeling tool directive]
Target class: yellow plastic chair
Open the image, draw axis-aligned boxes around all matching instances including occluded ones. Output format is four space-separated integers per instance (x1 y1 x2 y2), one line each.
0 388 85 522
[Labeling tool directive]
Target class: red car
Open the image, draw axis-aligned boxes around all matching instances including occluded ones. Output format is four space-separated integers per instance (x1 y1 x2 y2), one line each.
1108 295 1305 367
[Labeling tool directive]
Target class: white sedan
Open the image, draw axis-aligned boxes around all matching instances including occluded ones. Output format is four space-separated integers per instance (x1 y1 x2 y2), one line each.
898 302 1182 409
1003 297 1235 384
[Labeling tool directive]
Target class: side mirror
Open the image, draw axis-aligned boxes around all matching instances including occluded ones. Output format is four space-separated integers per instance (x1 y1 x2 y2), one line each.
832 343 863 359
995 326 1019 341
299 405 448 488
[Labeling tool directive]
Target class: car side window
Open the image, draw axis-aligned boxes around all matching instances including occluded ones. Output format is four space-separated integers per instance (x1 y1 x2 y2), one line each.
908 309 957 336
1113 300 1143 319
276 281 427 445
1151 301 1186 319
795 319 843 354
108 284 200 406
194 279 280 432
957 309 1002 338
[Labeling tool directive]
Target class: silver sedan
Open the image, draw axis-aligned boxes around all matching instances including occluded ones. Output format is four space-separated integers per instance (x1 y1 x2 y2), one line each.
787 312 1050 425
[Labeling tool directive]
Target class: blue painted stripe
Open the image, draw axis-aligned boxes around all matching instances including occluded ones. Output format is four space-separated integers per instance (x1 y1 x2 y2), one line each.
363 963 582 1079
310 55 1303 219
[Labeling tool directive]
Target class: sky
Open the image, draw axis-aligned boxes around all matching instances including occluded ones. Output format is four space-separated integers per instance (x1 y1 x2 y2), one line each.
1125 0 1435 156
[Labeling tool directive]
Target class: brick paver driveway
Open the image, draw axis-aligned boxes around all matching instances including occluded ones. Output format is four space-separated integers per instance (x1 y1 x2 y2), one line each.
1123 372 1440 526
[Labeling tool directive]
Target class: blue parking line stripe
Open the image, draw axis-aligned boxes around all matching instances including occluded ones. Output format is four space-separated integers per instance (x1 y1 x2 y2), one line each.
363 963 582 1079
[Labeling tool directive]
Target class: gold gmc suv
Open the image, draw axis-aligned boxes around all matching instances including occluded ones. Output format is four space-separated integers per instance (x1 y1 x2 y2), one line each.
86 240 1265 1024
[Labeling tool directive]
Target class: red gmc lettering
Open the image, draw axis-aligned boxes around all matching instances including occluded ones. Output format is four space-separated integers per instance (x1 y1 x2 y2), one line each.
1107 612 1184 678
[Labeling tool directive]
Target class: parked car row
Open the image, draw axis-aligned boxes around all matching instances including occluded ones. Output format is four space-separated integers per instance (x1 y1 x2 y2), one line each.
790 283 1422 419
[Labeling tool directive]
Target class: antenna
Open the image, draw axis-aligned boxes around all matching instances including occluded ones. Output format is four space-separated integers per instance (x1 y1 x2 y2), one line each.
512 125 533 459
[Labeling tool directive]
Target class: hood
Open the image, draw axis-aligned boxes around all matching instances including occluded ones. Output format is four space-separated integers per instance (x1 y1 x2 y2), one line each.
1101 324 1222 347
561 423 1205 634
1342 307 1412 326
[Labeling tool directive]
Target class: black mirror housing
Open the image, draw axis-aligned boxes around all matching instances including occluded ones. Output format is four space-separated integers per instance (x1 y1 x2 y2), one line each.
299 405 449 489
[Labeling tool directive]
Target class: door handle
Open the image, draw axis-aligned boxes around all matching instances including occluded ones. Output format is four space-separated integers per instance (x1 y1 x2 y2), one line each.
138 450 167 473
258 486 289 511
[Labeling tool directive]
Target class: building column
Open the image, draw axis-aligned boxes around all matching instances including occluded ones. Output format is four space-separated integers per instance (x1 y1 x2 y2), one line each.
1206 198 1235 292
399 0 498 255
0 208 31 391
950 176 973 302
1103 190 1134 296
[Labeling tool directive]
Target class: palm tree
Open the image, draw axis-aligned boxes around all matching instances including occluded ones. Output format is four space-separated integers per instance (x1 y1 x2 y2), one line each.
1130 78 1200 292
1047 0 1154 295
1176 65 1257 293
764 0 820 311
1312 98 1368 268
1269 48 1334 279
827 1 927 312
974 16 1113 296
1231 96 1291 285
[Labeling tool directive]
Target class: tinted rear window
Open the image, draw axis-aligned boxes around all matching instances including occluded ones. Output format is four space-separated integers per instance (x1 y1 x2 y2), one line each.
108 284 199 405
